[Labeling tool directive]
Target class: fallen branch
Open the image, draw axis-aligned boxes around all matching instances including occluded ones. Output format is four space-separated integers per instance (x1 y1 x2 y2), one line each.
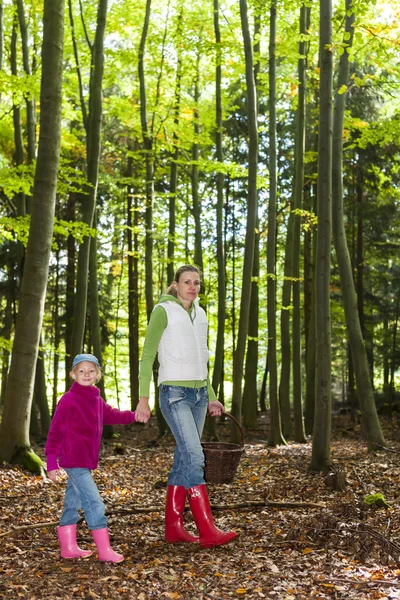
374 444 400 455
0 499 324 538
315 577 400 588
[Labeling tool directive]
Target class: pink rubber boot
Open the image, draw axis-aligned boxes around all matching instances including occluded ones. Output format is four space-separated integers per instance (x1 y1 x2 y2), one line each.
91 528 124 563
58 525 92 559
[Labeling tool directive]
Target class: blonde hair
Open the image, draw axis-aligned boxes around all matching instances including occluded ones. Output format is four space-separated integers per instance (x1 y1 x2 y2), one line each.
166 264 202 296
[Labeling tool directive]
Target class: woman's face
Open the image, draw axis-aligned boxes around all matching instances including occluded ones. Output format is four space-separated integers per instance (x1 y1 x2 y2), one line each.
174 270 201 306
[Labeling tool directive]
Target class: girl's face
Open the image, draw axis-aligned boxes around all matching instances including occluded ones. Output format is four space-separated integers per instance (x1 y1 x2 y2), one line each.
72 361 99 386
174 270 201 307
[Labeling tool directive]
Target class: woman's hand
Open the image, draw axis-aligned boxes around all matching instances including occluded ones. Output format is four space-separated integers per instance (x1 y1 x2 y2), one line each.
208 400 225 417
135 397 151 423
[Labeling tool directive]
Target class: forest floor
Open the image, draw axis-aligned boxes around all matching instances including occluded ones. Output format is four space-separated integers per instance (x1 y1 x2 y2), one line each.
2 413 400 600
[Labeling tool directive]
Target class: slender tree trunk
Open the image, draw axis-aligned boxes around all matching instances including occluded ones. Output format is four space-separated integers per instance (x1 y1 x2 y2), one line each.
191 47 204 275
331 0 384 448
304 134 318 435
243 8 261 430
138 0 154 322
64 193 76 386
311 0 333 472
0 0 64 468
230 0 258 443
33 341 50 435
167 11 182 284
52 246 61 415
211 0 226 402
127 155 139 411
279 209 294 439
16 0 36 166
70 0 107 358
89 209 106 398
267 1 285 447
292 4 308 444
243 228 259 429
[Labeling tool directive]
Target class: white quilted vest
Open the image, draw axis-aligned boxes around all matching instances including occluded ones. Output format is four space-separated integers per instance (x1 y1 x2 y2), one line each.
156 300 209 384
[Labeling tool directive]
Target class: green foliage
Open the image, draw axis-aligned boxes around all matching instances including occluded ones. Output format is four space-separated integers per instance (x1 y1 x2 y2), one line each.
0 215 95 247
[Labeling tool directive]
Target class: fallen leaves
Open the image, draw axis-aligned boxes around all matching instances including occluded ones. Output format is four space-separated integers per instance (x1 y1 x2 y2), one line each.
2 417 400 599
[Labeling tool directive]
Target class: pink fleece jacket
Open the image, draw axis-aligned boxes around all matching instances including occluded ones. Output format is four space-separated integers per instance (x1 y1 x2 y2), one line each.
45 382 136 471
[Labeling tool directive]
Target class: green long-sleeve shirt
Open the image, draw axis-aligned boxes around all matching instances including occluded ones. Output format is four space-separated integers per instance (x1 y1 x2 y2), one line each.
139 295 216 401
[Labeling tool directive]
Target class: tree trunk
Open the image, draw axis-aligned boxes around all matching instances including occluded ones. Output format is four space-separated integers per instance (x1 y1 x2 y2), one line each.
331 0 384 449
267 1 285 447
70 0 107 358
292 4 308 444
0 0 64 469
64 192 76 387
279 209 294 439
230 0 258 443
310 0 333 472
89 209 106 399
16 0 36 167
243 8 261 431
138 0 154 323
243 227 259 429
211 0 226 403
127 155 139 411
33 341 50 436
167 11 182 285
191 47 204 276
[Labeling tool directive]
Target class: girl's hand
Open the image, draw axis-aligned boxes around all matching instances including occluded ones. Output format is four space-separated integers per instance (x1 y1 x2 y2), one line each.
135 397 151 423
47 469 60 482
208 400 225 417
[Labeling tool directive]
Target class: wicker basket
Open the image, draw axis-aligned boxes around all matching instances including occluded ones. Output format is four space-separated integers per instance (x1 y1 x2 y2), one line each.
202 413 244 484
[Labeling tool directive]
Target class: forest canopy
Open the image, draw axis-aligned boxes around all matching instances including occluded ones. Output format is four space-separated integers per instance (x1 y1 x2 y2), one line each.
0 0 400 466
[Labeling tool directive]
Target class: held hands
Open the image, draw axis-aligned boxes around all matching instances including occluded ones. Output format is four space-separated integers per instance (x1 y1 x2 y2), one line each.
135 397 151 423
208 400 225 417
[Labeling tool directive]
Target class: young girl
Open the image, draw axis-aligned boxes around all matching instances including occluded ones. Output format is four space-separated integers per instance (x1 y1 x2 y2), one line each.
45 353 151 563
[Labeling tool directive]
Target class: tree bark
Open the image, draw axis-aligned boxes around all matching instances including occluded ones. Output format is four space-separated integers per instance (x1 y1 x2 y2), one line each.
311 0 333 472
167 11 182 285
70 0 107 358
292 4 308 444
211 0 226 403
127 154 139 411
331 0 384 448
230 0 258 442
0 0 64 467
138 0 154 323
267 1 285 447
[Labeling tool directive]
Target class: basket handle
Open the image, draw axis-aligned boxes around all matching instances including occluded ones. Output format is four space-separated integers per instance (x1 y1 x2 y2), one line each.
223 412 244 448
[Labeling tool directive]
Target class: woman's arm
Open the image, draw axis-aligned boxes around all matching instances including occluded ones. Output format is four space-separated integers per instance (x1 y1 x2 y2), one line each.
139 305 167 397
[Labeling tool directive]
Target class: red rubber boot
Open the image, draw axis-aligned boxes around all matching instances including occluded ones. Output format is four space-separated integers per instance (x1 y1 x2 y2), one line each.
187 484 237 548
91 528 124 563
58 525 92 559
165 485 199 543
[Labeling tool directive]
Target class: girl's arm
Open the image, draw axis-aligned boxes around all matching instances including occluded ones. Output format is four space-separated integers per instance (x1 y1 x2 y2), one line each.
45 396 69 472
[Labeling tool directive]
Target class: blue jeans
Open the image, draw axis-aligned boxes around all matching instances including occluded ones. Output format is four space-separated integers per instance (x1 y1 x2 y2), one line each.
160 384 208 489
60 468 107 530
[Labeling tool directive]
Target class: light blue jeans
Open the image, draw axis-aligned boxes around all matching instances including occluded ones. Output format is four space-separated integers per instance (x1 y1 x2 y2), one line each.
160 384 208 489
60 468 107 530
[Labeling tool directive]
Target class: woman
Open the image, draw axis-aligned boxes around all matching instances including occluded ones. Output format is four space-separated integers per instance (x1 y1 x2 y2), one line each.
136 265 237 548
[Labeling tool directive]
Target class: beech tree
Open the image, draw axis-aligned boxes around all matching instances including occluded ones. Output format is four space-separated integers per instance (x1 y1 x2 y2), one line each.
311 0 333 472
0 0 64 468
